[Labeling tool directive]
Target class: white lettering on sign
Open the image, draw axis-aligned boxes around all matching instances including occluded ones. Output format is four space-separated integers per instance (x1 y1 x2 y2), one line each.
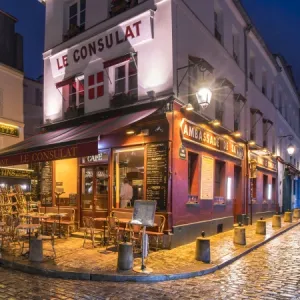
50 13 153 78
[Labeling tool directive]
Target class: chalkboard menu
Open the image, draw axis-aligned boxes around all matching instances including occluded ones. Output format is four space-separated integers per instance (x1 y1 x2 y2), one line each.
41 161 53 206
146 143 168 211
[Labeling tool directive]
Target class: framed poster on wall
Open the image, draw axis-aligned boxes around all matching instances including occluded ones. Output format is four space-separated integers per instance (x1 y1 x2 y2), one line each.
200 156 214 200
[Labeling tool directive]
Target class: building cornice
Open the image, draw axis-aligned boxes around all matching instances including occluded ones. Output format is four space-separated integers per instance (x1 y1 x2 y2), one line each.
0 64 24 79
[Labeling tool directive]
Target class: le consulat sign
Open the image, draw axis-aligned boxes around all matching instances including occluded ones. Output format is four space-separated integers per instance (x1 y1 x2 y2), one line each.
180 119 244 159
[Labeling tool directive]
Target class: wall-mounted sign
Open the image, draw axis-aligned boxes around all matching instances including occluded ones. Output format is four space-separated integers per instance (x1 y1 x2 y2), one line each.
0 168 32 178
0 123 19 137
249 159 257 179
250 153 277 173
200 156 214 200
81 150 109 164
50 12 153 78
181 119 244 159
179 145 186 160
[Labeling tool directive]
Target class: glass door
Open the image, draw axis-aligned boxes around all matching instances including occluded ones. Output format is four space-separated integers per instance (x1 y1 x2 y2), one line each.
81 165 109 216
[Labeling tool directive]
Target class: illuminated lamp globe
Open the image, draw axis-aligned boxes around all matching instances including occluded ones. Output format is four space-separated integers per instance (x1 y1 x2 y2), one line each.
196 87 212 109
287 143 295 156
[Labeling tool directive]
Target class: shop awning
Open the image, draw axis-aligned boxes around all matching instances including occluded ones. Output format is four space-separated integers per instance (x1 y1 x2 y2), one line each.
0 108 157 167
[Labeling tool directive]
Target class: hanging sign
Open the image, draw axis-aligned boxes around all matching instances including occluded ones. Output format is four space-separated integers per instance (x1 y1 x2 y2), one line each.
181 119 244 159
179 145 186 160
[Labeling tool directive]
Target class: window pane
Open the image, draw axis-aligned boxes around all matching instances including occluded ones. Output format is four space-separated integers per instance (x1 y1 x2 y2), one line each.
80 0 86 11
113 148 144 209
115 65 126 80
129 60 137 75
69 93 76 107
80 11 85 26
69 3 77 17
95 166 108 210
81 168 93 210
129 74 137 91
69 16 77 26
115 78 126 94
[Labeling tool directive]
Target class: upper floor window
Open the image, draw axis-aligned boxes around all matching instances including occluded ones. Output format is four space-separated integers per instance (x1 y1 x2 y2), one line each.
113 56 138 100
262 70 267 96
110 0 139 17
215 100 224 123
59 75 85 118
278 91 283 114
35 88 43 107
249 54 255 82
64 0 86 41
232 28 239 64
214 7 223 44
271 83 275 104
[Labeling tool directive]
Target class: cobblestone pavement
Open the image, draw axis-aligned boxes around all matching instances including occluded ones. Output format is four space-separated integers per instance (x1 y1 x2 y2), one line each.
5 216 296 275
1 223 300 299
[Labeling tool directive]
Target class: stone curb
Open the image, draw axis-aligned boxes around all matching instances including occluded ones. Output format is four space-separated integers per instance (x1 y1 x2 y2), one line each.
0 220 299 283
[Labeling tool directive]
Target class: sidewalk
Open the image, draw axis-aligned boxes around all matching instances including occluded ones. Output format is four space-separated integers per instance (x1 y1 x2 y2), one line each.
0 216 299 282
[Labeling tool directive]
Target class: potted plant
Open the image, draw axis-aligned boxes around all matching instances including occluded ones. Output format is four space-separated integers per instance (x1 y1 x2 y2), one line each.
110 92 137 108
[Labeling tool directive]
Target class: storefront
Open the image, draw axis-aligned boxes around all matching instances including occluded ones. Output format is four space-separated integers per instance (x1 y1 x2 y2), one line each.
0 103 171 230
248 151 278 222
169 102 245 247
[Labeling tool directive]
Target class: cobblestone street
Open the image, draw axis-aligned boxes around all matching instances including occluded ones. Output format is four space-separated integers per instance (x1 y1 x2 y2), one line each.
0 224 300 299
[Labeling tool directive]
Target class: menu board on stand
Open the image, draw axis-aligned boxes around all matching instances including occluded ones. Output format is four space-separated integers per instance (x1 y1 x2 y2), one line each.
146 143 168 211
41 161 53 206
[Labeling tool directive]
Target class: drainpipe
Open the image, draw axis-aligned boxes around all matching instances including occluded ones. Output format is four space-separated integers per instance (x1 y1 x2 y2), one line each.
244 24 252 222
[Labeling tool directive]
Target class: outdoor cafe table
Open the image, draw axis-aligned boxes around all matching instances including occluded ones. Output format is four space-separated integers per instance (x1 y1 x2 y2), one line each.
46 213 67 238
19 213 51 233
93 217 132 246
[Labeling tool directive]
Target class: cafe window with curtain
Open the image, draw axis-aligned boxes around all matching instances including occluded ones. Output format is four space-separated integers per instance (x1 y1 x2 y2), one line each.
214 160 225 199
113 147 144 209
188 152 199 197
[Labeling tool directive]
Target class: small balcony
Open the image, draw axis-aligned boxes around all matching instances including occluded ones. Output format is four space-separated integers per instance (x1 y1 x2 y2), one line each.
64 105 84 120
63 24 85 42
110 0 139 18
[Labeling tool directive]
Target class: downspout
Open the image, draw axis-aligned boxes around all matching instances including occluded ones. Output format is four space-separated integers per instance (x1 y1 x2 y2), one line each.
244 24 252 223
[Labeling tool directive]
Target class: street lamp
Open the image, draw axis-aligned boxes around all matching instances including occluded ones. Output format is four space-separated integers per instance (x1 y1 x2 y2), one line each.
196 86 212 109
287 143 295 156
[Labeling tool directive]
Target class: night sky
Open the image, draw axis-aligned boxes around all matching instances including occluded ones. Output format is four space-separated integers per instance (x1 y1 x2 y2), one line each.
0 0 299 86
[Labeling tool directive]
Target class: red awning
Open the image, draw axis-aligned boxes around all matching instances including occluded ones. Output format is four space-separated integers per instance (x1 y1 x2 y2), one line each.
0 108 157 166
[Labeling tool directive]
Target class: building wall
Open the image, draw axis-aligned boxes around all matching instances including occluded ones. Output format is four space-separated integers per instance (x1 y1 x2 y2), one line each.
0 64 24 149
0 10 23 72
55 158 78 197
23 77 43 138
43 0 173 122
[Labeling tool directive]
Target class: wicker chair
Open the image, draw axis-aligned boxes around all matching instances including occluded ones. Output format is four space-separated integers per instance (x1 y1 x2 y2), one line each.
38 221 57 258
106 216 120 250
82 217 103 248
125 222 142 253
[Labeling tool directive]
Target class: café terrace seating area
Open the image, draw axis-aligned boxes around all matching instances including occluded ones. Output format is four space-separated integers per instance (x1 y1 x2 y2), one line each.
0 186 166 269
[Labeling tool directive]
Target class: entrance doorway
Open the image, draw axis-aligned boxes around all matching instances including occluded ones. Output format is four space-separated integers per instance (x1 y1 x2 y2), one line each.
233 165 242 222
80 165 109 224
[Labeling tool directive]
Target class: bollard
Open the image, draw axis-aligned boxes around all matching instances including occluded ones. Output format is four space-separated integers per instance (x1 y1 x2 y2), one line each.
117 242 133 271
272 215 281 228
195 237 210 263
233 226 246 245
294 209 300 218
284 211 292 223
256 220 266 235
29 239 43 262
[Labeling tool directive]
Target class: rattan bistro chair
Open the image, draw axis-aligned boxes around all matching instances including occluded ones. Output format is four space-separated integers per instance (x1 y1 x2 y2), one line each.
82 217 103 248
125 222 142 253
106 216 120 250
38 221 57 258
